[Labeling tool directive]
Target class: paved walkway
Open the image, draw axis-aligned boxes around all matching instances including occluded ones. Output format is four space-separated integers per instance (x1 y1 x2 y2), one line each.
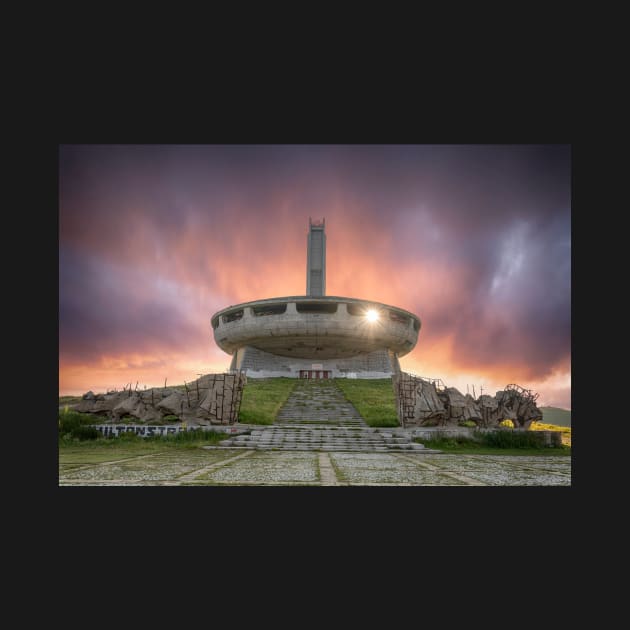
59 450 571 485
276 379 366 426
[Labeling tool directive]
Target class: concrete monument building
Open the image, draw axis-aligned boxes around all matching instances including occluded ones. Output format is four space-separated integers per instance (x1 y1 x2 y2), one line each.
211 219 421 378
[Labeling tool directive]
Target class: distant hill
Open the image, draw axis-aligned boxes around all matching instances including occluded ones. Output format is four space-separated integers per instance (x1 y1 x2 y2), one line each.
540 406 571 427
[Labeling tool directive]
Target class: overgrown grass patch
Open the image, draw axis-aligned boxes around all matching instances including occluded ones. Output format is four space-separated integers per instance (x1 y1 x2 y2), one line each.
480 429 547 449
59 395 82 406
238 378 297 424
58 410 100 441
59 428 230 451
334 378 398 427
416 429 571 456
146 429 227 447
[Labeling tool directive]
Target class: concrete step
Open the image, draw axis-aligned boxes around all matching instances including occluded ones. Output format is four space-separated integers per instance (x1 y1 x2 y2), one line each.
218 425 436 453
218 442 439 453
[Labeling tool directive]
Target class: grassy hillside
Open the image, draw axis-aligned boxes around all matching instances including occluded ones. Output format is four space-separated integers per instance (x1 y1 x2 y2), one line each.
540 406 571 427
238 377 296 424
334 378 399 427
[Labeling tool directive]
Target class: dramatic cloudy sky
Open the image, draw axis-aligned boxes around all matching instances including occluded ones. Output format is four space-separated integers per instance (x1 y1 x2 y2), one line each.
59 145 571 408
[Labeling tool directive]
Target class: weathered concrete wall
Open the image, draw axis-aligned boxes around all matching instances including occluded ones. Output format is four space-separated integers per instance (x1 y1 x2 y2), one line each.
245 370 394 379
92 424 243 438
233 345 396 378
74 372 247 426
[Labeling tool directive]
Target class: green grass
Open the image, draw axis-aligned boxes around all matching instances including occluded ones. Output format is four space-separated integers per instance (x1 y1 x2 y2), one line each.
416 431 571 456
59 434 229 468
59 429 229 451
58 409 101 440
238 377 297 424
59 441 171 461
481 430 548 449
334 378 399 427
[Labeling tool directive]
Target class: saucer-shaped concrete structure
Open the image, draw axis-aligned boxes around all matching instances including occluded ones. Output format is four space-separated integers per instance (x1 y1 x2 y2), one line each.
211 219 421 378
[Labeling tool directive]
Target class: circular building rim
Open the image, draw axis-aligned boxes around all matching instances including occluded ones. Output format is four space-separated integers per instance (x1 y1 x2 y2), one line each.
211 295 420 330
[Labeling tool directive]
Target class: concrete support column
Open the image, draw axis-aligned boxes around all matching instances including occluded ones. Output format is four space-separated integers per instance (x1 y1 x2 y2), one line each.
286 302 298 314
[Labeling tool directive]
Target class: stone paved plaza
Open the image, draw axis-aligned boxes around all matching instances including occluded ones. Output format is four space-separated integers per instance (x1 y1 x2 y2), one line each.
59 449 571 486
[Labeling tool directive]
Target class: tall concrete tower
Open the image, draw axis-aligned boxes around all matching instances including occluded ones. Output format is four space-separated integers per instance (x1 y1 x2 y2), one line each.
306 217 326 296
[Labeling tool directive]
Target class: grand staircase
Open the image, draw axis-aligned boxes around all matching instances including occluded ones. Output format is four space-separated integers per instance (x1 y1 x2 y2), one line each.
219 380 438 453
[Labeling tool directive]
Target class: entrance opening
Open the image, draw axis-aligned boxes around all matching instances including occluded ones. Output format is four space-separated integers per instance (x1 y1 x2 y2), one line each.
299 370 332 379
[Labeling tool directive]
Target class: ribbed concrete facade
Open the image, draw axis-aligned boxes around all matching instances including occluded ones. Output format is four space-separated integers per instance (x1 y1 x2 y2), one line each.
229 345 401 378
